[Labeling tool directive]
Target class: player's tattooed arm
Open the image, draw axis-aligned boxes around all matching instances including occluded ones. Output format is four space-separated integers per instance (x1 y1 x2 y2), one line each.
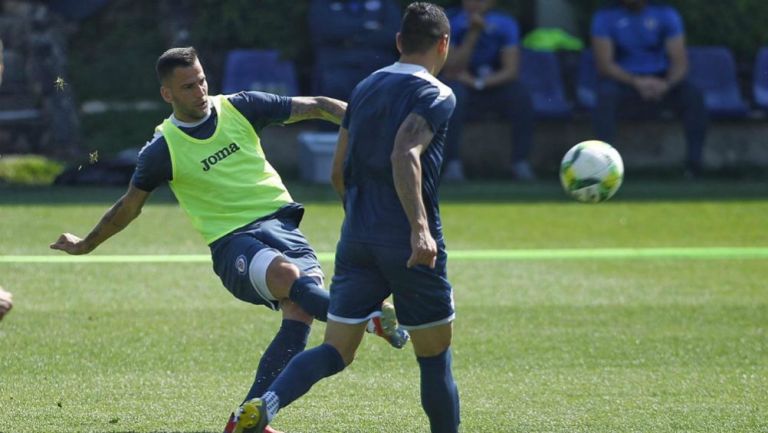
391 113 438 269
50 185 150 255
286 96 347 125
331 127 350 200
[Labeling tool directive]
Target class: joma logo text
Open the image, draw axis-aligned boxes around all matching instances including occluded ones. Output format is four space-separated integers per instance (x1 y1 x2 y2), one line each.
201 143 241 171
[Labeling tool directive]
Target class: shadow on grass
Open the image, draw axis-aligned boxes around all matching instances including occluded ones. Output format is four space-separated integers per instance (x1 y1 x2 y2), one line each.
0 177 765 205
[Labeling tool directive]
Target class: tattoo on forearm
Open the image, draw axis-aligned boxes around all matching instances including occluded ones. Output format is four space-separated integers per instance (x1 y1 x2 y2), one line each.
392 115 433 229
290 97 346 124
317 97 345 122
86 198 126 243
104 198 125 222
290 98 313 119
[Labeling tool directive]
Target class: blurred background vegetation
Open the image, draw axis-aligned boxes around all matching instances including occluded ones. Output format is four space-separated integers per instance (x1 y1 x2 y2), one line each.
69 0 768 99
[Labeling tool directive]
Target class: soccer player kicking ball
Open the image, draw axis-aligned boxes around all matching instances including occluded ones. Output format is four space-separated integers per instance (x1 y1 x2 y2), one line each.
232 3 461 433
50 47 408 433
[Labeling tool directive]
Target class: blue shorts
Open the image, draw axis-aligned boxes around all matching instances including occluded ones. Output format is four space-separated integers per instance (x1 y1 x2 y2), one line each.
328 239 455 330
209 204 323 309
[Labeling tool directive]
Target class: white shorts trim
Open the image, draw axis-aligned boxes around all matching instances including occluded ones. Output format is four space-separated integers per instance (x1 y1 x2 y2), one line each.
327 311 381 325
399 313 456 331
248 248 282 302
304 267 325 287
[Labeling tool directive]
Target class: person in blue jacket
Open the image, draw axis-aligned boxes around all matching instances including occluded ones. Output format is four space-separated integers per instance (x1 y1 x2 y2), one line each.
441 0 536 182
591 0 708 176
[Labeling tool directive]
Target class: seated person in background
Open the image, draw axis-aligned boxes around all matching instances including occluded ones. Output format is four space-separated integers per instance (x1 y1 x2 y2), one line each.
441 0 536 181
591 0 708 176
308 0 401 102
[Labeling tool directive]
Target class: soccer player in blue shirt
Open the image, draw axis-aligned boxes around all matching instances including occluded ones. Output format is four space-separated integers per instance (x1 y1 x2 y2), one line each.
441 0 536 181
49 47 408 433
231 3 461 433
591 0 708 176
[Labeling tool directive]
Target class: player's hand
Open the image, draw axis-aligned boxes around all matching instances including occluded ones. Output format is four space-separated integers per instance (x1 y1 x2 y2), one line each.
50 233 92 255
407 228 437 269
0 287 13 322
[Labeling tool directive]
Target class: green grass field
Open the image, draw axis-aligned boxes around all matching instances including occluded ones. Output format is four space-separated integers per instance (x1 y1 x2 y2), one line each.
1 181 766 433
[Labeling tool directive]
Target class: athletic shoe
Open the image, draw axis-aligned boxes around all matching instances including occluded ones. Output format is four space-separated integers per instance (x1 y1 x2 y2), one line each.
223 412 283 433
229 399 269 433
368 302 410 349
223 412 237 433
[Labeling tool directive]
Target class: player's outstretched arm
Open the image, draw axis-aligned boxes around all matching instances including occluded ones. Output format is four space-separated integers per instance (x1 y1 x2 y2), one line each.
50 184 151 255
391 113 437 269
285 96 347 125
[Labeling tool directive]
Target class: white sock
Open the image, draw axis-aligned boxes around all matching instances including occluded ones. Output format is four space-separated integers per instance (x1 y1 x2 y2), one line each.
262 391 280 422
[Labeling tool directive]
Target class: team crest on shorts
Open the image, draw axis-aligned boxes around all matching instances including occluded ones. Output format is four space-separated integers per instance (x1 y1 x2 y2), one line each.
235 255 248 275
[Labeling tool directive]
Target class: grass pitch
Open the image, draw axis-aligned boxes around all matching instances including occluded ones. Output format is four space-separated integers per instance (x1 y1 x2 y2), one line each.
0 181 766 433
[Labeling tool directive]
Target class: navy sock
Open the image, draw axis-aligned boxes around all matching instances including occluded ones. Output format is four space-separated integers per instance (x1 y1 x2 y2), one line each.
242 319 310 403
269 343 345 408
417 348 461 433
288 276 329 322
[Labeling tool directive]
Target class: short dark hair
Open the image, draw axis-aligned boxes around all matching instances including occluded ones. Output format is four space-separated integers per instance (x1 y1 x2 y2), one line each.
156 47 198 83
399 2 450 55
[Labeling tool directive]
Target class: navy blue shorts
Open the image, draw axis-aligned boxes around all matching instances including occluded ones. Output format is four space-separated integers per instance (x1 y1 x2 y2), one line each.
328 239 454 330
209 205 323 309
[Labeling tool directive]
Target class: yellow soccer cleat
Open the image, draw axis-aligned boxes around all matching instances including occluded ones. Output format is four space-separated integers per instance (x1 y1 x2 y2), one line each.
232 398 269 433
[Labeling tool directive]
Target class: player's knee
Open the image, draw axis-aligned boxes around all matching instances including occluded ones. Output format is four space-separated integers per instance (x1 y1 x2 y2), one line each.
265 257 301 298
410 324 453 358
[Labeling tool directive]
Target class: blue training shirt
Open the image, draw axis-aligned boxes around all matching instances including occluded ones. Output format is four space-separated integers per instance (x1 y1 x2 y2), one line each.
591 3 684 75
131 91 291 192
340 62 456 247
449 9 519 77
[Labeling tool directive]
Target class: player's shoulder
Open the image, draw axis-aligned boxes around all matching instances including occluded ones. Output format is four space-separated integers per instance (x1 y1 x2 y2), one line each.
223 90 292 127
408 71 453 108
369 64 454 106
412 70 454 108
138 130 169 159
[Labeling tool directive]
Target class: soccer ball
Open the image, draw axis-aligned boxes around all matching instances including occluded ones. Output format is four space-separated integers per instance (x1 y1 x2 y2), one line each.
560 140 624 203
